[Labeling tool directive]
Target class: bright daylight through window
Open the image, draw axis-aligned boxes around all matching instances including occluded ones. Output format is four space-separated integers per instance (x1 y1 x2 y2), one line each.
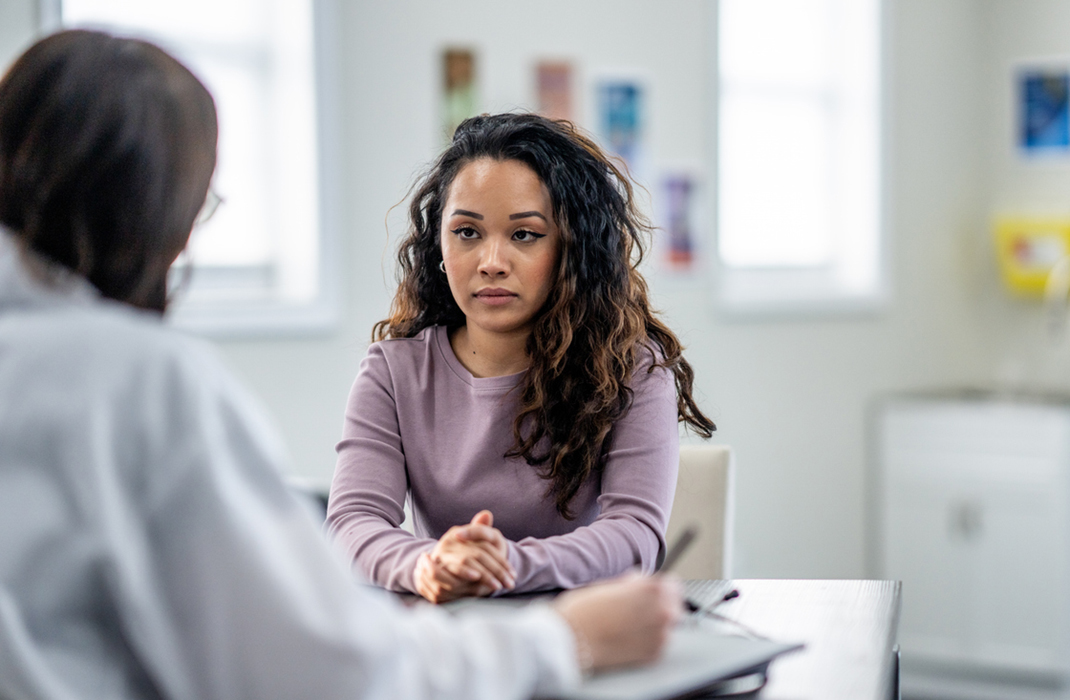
50 0 336 335
717 0 882 313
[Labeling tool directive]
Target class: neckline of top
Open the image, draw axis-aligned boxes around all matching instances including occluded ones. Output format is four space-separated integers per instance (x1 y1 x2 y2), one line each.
433 324 526 390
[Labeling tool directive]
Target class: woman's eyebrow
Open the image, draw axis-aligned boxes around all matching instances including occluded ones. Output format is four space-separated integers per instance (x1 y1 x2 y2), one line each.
451 209 483 220
509 211 547 221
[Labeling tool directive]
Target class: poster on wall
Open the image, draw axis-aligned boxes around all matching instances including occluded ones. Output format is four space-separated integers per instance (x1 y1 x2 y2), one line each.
535 61 574 122
442 48 478 143
662 173 696 270
1017 61 1070 156
655 167 704 274
594 76 648 184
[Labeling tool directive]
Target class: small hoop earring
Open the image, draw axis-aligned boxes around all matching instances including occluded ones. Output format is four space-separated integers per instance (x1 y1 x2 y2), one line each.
439 260 446 273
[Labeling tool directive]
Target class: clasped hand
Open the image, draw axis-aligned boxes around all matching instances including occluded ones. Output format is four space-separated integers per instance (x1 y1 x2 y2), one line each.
414 509 517 603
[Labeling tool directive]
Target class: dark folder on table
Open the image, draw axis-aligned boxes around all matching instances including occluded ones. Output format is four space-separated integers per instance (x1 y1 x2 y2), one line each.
544 626 802 700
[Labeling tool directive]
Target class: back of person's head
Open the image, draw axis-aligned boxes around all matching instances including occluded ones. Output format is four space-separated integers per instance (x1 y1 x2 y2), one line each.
0 29 217 312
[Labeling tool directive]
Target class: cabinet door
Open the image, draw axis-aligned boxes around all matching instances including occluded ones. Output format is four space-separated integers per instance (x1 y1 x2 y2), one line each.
884 482 972 662
878 399 1070 676
970 485 1068 673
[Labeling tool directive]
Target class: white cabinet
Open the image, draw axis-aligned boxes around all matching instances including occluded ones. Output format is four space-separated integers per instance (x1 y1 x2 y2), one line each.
875 396 1070 682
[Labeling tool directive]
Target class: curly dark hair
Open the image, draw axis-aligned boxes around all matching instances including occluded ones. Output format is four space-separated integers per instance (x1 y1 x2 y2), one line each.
376 113 715 517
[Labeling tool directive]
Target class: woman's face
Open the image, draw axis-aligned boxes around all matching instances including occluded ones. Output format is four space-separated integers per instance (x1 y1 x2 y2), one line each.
440 158 561 339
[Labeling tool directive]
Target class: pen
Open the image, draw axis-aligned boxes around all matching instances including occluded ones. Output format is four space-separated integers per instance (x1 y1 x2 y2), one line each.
660 526 698 574
686 587 740 614
660 527 742 613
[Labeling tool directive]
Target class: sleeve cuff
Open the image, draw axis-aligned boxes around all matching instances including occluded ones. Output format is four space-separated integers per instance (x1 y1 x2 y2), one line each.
513 604 583 697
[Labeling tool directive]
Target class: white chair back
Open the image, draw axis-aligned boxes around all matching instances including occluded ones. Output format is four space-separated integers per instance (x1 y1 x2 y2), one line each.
664 444 735 579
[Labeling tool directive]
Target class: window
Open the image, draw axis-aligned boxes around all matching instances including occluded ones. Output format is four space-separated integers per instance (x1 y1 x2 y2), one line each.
716 0 883 314
43 0 341 335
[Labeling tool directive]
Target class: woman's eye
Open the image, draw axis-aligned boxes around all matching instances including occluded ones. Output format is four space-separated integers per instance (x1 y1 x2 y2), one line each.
513 230 545 242
451 226 479 239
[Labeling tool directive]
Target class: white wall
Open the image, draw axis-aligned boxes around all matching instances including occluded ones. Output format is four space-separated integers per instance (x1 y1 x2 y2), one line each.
0 1 35 68
976 0 1070 392
664 0 992 576
0 0 1035 578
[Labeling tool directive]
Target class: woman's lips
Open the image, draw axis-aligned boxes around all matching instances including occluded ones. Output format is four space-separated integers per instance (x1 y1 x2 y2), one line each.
474 288 518 306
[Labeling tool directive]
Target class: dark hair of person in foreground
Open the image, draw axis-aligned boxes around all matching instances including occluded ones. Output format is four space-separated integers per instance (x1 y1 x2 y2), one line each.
376 113 716 517
0 29 217 313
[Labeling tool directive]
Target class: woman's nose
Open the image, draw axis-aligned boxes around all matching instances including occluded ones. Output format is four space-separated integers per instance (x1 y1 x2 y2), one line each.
478 239 509 276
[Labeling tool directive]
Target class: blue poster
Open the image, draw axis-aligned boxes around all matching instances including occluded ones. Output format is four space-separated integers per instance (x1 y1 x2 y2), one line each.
1020 69 1070 153
597 81 643 171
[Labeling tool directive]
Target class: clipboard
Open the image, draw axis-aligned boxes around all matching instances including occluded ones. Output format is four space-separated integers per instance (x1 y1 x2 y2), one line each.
543 626 803 700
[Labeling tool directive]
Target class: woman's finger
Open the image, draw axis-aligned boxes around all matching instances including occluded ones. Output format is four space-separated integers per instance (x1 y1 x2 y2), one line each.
430 559 497 599
429 558 467 589
440 527 509 563
471 548 516 589
454 523 505 548
436 541 513 589
468 538 514 572
445 539 514 580
416 553 453 602
446 577 498 599
439 549 506 587
470 509 494 527
456 554 511 591
439 558 483 582
441 525 467 543
470 581 501 597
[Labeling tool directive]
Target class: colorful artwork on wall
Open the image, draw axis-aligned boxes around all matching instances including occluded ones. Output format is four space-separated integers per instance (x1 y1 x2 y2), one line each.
442 48 478 143
536 61 574 122
595 78 646 180
662 173 697 270
1017 63 1070 155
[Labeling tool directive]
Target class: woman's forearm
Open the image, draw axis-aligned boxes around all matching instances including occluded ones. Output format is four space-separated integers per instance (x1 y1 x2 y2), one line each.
506 370 680 591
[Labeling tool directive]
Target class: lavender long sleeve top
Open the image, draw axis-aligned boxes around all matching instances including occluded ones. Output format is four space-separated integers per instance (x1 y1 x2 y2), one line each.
326 325 680 594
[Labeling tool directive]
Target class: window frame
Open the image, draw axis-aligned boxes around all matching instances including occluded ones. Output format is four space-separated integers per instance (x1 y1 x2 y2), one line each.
709 0 891 319
39 0 344 338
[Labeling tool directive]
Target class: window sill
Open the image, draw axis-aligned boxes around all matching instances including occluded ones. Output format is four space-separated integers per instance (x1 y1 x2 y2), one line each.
715 266 889 321
167 295 339 338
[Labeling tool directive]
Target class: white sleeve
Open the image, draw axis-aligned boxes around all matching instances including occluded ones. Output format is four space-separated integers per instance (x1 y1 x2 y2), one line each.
112 344 581 700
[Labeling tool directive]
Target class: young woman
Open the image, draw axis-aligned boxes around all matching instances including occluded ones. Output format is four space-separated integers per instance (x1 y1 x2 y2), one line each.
328 113 715 603
0 30 680 700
